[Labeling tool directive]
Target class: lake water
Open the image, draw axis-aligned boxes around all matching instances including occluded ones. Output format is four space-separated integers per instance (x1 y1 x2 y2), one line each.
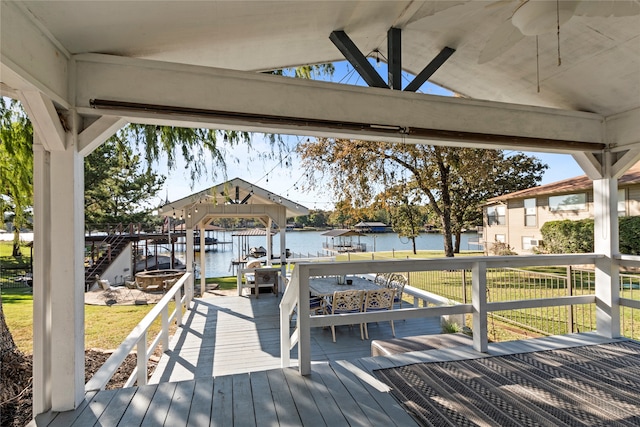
167 230 480 278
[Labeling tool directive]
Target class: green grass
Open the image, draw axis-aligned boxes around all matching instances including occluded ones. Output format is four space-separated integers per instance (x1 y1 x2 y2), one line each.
0 241 31 259
2 286 177 354
1 287 34 352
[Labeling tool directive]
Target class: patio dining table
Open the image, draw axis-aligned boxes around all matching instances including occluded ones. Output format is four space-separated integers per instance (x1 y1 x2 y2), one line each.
309 276 381 297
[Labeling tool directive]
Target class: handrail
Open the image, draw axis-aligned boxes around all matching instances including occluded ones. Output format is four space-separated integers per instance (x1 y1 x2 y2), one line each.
85 272 193 391
285 254 604 375
279 267 300 368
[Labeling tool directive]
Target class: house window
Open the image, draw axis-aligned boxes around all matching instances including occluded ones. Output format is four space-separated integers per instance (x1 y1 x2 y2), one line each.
522 236 535 250
548 193 586 212
495 234 506 243
618 188 626 217
487 205 506 226
524 198 536 227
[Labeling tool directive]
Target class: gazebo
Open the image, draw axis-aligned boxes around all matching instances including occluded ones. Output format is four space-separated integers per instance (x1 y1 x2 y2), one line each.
158 178 308 292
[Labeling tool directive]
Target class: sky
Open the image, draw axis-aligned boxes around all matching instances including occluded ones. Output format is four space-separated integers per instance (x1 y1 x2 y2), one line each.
154 61 584 211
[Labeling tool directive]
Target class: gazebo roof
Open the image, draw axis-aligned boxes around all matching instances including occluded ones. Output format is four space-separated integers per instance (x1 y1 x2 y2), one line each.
158 177 309 219
322 229 365 237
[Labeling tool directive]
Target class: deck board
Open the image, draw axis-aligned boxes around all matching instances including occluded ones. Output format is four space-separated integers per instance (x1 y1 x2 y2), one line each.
165 380 195 427
232 374 256 427
249 371 279 427
282 367 326 427
140 381 176 427
266 369 303 426
210 375 233 427
312 363 370 427
97 387 136 427
186 377 214 427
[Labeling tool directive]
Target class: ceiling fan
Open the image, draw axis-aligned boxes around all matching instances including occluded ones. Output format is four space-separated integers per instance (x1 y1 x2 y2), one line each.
479 0 640 64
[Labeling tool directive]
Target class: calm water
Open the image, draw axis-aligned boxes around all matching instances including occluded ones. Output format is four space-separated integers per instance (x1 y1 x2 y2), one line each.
168 230 480 278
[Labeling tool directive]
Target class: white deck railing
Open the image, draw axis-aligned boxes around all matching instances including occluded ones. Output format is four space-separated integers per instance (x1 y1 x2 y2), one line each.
280 254 629 375
85 272 193 392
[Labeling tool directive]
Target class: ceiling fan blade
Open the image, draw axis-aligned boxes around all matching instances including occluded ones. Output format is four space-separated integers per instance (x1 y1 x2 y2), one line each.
574 0 640 17
478 20 525 64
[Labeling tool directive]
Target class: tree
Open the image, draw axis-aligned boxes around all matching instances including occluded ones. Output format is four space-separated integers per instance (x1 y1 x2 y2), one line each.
85 137 165 227
0 99 33 257
383 185 426 254
298 138 546 257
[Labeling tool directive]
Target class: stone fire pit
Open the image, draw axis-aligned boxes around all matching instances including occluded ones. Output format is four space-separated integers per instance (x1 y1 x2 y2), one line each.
135 269 185 291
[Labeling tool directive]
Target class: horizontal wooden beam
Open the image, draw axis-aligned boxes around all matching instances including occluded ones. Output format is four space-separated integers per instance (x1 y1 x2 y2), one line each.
0 1 70 108
74 53 606 154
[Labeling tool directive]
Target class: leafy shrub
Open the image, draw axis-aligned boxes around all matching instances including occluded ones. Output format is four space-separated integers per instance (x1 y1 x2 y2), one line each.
540 219 594 253
489 241 517 256
541 216 640 254
619 216 640 255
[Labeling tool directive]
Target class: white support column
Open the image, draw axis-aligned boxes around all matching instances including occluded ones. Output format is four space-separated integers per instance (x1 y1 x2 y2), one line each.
266 218 273 266
32 139 52 415
49 130 85 411
185 226 194 304
199 220 206 295
593 156 620 338
280 224 287 292
472 261 488 352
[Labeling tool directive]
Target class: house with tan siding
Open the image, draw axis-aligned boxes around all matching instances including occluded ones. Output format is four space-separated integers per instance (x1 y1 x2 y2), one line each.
482 162 640 255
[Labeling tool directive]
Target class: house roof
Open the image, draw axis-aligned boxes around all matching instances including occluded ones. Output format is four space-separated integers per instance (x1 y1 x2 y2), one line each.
158 177 309 218
322 229 365 237
354 222 388 228
488 161 640 202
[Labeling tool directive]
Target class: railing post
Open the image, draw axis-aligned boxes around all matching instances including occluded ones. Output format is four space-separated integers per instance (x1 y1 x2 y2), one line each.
175 288 182 327
472 261 488 352
462 269 468 304
161 304 169 352
298 265 311 376
137 333 148 386
566 265 574 333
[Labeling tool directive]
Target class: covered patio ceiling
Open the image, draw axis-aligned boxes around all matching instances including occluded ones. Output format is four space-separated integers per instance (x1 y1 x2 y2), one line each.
2 1 639 161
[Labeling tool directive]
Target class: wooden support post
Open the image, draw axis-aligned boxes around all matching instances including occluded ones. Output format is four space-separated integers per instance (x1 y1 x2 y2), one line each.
48 128 85 411
32 140 52 415
298 266 311 375
472 261 488 352
593 171 621 338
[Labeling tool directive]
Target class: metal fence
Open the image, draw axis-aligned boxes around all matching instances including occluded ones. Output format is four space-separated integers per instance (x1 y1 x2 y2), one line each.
404 265 640 341
0 259 33 289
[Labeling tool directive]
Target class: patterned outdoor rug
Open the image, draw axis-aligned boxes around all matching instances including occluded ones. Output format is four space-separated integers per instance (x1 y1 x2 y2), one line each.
374 341 640 427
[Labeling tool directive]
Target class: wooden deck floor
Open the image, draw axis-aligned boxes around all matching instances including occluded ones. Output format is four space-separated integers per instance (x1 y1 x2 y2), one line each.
31 295 629 426
150 294 442 382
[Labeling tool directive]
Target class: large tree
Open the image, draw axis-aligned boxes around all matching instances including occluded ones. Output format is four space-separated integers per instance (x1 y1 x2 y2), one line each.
298 138 547 257
0 98 33 257
85 137 165 227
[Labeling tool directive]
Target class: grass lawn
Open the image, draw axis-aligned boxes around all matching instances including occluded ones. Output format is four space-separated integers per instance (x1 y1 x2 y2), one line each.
2 286 179 354
2 275 235 355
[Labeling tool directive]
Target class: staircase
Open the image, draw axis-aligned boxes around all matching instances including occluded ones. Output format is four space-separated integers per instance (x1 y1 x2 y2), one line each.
84 234 132 290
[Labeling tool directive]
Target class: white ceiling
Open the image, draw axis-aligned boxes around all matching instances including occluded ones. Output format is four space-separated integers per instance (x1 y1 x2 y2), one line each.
10 0 640 117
